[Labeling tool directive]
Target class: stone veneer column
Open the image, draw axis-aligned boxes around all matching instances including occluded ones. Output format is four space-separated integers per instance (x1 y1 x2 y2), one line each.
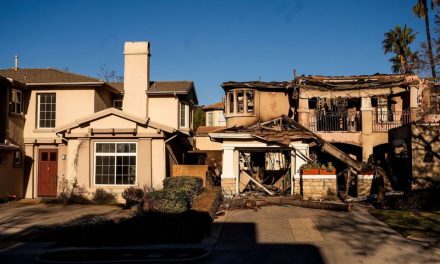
409 85 419 121
297 98 310 129
221 146 237 196
357 174 374 196
361 97 373 162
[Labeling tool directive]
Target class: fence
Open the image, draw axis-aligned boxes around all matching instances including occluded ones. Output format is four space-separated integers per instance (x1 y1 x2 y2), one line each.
372 110 410 132
308 112 361 132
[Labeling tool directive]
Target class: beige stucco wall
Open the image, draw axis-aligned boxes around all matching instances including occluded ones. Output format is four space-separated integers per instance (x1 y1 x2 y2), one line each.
7 115 25 147
67 138 155 195
24 88 96 139
226 90 290 127
195 136 223 151
94 88 113 112
148 96 179 129
152 138 166 189
0 151 24 199
61 113 167 196
316 132 362 147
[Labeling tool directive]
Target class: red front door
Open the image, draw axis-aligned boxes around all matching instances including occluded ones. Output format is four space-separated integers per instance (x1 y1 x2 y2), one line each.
38 149 58 197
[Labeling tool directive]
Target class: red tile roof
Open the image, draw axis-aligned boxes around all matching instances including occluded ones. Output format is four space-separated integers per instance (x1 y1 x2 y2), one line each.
203 101 224 111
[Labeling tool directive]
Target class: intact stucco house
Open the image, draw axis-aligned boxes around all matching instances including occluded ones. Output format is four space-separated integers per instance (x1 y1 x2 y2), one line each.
0 41 198 199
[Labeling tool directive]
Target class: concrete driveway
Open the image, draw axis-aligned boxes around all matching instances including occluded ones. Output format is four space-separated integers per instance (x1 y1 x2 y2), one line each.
204 205 440 264
0 203 439 263
0 201 125 240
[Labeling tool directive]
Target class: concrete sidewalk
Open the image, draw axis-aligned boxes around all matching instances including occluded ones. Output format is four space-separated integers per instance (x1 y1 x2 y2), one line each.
0 202 125 239
203 205 440 264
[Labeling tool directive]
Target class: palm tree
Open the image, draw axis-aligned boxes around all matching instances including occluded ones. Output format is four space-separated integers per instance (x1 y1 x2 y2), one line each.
383 25 417 74
413 0 436 77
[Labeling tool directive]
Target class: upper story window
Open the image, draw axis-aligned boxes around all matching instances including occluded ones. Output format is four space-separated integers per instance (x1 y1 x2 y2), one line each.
180 102 186 127
227 89 255 115
207 112 213 126
228 92 234 114
10 89 22 114
113 99 123 110
37 93 56 128
246 90 254 113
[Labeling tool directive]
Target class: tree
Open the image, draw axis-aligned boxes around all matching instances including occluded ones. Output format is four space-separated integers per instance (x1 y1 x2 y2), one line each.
413 0 437 77
192 106 205 132
383 25 417 74
98 64 123 82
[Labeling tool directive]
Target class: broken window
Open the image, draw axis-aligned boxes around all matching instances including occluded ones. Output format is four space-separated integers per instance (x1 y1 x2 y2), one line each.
237 90 244 113
228 92 234 113
246 90 254 113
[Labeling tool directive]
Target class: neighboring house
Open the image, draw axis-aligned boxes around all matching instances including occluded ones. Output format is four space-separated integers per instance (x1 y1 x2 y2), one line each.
0 41 198 199
203 102 226 127
194 101 226 152
210 75 426 198
0 75 27 198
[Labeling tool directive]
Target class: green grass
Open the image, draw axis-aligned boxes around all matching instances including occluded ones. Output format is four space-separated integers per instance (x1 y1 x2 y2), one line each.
370 209 440 238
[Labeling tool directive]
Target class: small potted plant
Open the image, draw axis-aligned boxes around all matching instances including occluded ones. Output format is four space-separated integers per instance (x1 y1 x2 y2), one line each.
319 164 328 175
301 162 320 175
324 162 336 175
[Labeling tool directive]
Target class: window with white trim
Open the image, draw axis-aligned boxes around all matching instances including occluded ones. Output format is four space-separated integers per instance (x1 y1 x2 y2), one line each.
207 112 213 126
94 142 136 185
180 102 186 127
11 89 22 114
37 93 56 128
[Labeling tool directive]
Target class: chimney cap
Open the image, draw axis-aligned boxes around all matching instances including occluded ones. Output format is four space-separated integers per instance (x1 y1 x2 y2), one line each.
124 41 150 55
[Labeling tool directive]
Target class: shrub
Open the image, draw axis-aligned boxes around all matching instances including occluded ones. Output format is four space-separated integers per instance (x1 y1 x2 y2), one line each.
122 187 145 208
92 189 117 204
163 176 203 196
50 177 91 204
144 188 191 214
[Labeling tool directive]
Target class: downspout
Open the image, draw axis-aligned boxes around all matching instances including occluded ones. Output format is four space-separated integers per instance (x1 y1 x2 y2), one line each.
164 134 178 180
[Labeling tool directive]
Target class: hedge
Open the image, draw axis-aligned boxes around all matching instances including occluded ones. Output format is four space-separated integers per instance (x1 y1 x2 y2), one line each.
144 188 191 214
163 176 203 196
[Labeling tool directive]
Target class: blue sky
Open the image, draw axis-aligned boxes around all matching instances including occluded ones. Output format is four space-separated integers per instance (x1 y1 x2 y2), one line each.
0 0 432 104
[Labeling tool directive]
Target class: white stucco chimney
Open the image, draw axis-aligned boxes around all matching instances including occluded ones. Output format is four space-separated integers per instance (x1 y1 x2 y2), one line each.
123 41 150 117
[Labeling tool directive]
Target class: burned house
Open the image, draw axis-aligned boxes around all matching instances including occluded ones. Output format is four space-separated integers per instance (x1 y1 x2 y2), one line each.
210 74 426 199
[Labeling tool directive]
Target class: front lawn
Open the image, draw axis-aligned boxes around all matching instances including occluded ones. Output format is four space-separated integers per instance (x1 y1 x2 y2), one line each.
370 209 440 238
